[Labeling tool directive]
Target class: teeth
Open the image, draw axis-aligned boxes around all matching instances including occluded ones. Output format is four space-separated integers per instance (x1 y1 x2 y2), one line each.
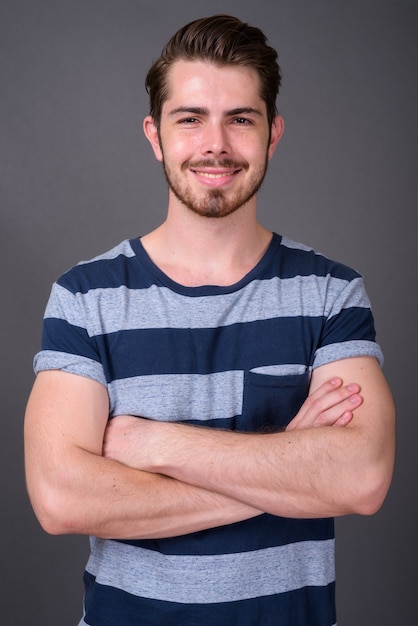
196 171 234 179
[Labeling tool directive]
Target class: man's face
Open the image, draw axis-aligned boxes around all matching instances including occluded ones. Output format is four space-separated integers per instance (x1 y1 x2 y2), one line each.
145 60 283 219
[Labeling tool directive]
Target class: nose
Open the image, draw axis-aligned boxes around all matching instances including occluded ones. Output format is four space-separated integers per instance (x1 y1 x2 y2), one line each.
201 122 230 156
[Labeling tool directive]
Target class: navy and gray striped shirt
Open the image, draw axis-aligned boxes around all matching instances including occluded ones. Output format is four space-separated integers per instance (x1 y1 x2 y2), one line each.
34 232 383 625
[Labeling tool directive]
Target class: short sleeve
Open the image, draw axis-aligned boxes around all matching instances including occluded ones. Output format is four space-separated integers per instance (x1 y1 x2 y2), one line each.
313 275 384 369
34 281 107 387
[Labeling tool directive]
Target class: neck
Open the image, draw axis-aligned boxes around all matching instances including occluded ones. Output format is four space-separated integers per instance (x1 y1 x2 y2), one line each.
140 198 272 287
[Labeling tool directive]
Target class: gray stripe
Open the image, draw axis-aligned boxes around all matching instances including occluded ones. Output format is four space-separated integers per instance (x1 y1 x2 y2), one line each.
33 350 107 385
314 340 384 368
280 236 314 252
86 538 335 604
108 371 243 421
77 239 136 264
251 364 309 376
45 275 368 336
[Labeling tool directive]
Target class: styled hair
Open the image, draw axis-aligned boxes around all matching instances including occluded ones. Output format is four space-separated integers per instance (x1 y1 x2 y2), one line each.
145 14 281 128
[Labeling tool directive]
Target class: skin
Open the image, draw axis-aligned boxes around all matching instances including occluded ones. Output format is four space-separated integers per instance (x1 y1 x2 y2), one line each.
24 60 395 539
141 61 284 287
104 357 394 519
146 61 281 221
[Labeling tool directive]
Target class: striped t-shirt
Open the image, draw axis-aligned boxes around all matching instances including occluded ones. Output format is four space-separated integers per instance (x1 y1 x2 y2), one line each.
34 232 383 625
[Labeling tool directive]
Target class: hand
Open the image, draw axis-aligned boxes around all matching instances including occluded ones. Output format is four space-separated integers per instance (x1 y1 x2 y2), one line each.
286 377 363 431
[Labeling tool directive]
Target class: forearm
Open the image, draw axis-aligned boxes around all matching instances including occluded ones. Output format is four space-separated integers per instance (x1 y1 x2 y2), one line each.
138 360 395 519
26 445 262 539
24 371 262 540
144 423 377 518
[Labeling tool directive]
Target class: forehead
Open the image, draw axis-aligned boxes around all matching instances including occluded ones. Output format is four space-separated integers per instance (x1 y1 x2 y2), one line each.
163 60 265 113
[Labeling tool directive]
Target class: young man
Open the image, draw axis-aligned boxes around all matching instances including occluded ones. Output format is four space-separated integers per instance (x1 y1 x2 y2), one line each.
24 15 395 626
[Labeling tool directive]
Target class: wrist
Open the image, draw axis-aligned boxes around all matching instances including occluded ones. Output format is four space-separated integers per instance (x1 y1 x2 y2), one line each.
149 422 206 476
141 420 181 473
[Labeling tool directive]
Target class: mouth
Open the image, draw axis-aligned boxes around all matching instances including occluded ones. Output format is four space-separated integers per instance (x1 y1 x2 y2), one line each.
191 169 239 179
187 160 246 186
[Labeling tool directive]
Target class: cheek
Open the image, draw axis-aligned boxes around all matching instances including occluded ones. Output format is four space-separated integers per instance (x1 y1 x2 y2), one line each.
165 136 201 165
234 133 269 161
248 144 270 168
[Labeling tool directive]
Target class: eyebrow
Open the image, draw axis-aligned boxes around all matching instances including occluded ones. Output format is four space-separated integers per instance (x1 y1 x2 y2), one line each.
227 107 264 117
168 106 264 117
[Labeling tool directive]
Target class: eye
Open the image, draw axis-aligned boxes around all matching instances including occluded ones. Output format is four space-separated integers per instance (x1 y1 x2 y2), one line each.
232 117 252 125
179 117 199 125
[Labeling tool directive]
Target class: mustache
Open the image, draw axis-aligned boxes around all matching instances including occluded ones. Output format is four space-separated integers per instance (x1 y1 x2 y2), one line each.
182 158 249 171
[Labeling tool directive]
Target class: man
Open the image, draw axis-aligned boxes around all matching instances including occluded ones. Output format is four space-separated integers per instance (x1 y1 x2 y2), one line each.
24 14 395 626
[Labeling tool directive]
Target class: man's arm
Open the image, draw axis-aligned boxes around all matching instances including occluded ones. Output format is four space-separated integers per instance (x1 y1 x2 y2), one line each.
25 369 362 539
105 356 395 519
24 370 263 539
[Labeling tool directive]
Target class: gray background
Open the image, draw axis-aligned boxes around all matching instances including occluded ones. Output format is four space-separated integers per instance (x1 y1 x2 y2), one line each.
1 0 416 624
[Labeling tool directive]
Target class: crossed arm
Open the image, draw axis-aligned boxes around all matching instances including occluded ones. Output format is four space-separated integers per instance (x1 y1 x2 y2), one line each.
24 356 395 539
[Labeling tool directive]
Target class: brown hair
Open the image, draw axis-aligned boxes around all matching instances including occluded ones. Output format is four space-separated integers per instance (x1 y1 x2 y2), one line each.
145 15 281 128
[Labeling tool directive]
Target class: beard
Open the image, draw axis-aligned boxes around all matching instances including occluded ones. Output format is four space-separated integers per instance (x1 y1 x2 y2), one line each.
161 155 269 219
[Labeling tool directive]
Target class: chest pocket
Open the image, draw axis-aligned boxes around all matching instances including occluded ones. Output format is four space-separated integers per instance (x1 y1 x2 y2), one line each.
241 366 310 432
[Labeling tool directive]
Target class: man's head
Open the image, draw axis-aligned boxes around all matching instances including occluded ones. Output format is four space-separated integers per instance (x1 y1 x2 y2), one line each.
146 15 281 130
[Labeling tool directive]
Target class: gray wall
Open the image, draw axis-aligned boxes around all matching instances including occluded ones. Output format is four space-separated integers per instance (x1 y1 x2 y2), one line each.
2 0 416 623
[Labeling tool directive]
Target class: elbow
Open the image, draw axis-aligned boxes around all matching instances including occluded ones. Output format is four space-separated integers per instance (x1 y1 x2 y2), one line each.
26 476 84 536
37 511 71 536
37 504 79 536
29 494 77 536
346 428 396 517
353 484 387 517
350 462 394 517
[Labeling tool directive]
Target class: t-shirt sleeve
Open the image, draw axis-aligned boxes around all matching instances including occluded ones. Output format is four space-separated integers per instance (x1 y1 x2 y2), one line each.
33 281 107 387
312 274 384 369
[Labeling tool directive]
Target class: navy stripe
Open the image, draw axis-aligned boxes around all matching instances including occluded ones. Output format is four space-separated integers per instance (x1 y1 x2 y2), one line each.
116 515 334 555
42 308 376 383
321 306 376 346
57 253 155 293
273 243 359 282
42 318 101 363
89 311 373 382
82 570 336 626
95 319 316 381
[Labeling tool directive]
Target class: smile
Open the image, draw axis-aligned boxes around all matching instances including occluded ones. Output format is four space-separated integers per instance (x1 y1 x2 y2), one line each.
193 170 238 179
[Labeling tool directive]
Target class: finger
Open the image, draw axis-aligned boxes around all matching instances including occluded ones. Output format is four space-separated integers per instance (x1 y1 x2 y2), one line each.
287 378 343 429
289 382 362 430
333 411 354 427
310 393 363 428
309 377 344 399
303 378 356 415
305 383 361 420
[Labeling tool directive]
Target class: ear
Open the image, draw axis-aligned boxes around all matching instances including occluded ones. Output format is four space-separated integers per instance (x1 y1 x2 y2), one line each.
267 115 284 160
143 116 163 162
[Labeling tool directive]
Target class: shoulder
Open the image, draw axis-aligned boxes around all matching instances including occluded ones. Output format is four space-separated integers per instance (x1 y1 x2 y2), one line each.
277 234 362 282
55 239 138 294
